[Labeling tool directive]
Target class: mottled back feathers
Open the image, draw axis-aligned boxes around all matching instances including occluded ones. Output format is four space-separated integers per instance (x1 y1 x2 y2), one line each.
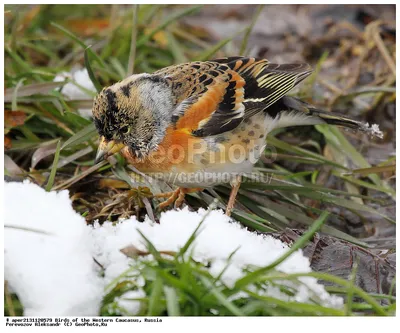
154 57 313 137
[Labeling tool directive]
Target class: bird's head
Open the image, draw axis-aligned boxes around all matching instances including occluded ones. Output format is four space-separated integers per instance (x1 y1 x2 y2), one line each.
92 74 174 162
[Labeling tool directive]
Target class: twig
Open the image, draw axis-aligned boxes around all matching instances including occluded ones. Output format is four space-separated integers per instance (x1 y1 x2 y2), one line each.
366 74 396 113
318 78 343 95
93 257 105 271
344 48 369 91
366 21 396 76
332 21 364 40
5 225 53 235
52 160 107 190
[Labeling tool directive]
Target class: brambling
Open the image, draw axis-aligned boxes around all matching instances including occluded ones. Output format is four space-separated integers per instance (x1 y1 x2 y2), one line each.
92 57 382 215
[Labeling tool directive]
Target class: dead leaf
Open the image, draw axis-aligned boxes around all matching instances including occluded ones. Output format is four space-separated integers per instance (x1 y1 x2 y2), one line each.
98 178 130 189
4 154 24 176
342 164 396 177
66 19 110 36
4 81 66 102
20 5 41 32
4 136 12 149
120 245 176 259
144 27 168 47
31 141 58 169
4 110 27 128
120 245 149 258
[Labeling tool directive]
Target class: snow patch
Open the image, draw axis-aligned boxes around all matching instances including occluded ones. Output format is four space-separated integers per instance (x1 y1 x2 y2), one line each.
54 68 96 118
361 122 384 139
91 208 342 308
4 181 343 316
4 181 103 316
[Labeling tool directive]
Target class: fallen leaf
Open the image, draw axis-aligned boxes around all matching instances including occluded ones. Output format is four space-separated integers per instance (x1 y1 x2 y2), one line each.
20 5 41 32
4 110 27 128
4 82 66 102
342 164 396 177
4 154 24 176
31 141 58 169
4 136 12 149
66 19 110 36
144 27 168 47
98 178 130 189
120 245 148 258
120 245 176 259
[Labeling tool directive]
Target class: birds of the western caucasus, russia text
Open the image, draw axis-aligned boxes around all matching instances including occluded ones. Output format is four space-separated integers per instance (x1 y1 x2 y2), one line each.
92 57 382 216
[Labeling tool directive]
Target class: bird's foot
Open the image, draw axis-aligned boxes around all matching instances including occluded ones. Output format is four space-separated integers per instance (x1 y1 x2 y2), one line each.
154 187 202 209
226 175 242 217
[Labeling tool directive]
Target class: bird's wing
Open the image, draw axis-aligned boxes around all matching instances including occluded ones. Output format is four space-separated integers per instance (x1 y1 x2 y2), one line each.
154 57 312 137
154 61 246 136
213 57 313 120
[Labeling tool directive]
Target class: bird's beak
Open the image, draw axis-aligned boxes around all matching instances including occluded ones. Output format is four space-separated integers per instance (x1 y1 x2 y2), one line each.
95 136 125 163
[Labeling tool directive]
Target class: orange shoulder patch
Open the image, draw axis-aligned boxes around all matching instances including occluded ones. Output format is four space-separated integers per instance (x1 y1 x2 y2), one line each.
175 70 245 132
175 80 227 131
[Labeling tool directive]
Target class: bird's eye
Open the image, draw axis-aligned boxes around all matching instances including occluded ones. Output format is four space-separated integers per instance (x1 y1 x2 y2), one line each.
122 126 131 134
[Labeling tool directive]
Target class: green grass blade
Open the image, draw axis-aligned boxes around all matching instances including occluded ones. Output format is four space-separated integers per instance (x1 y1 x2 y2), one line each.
11 78 25 110
232 210 277 232
239 5 264 54
61 123 96 150
136 5 202 48
50 22 105 67
316 125 393 197
177 212 208 257
243 289 345 315
84 47 102 93
166 31 188 63
235 211 329 289
199 276 244 316
267 136 350 170
164 286 180 316
346 260 359 315
196 29 245 61
262 272 388 316
127 4 139 76
45 139 62 191
147 276 164 316
241 181 393 223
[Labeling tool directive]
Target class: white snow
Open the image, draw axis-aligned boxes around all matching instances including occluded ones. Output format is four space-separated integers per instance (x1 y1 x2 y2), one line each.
361 122 384 139
4 181 343 316
92 208 342 308
114 289 146 315
4 181 103 316
370 123 384 138
54 68 96 118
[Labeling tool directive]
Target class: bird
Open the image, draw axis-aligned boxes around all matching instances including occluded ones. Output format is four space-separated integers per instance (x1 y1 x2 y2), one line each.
92 56 382 216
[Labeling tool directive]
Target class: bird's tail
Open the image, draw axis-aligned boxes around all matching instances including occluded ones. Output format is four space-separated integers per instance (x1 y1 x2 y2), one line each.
271 96 383 138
